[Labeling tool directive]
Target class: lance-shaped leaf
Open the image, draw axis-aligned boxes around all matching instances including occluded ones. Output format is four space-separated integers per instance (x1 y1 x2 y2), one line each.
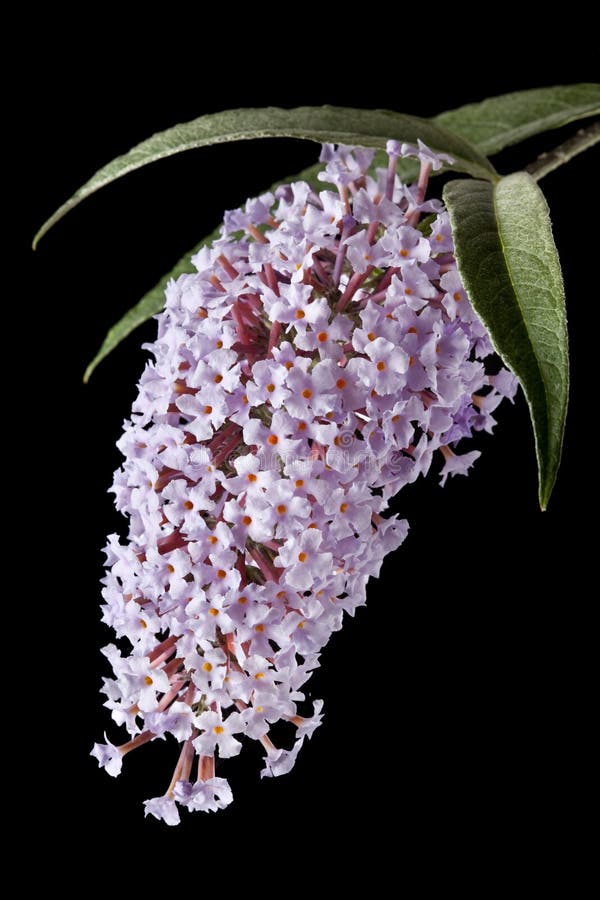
443 174 569 509
33 105 495 247
435 82 600 155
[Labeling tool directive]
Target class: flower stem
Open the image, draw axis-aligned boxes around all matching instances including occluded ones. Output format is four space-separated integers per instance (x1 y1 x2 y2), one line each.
525 122 600 182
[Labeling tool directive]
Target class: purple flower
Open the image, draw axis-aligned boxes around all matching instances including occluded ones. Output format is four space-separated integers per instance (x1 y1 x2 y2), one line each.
144 795 180 826
92 141 517 821
173 777 233 812
400 139 455 171
439 447 482 486
261 737 305 778
91 737 122 777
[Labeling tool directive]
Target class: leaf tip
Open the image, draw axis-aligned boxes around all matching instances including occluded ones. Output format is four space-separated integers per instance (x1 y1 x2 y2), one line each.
33 212 60 250
32 219 52 250
539 478 555 512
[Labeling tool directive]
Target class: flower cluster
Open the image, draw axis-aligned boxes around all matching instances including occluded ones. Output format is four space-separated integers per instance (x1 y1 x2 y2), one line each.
92 140 517 823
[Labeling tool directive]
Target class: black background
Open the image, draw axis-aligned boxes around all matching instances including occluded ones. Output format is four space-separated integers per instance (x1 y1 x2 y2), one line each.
28 21 596 878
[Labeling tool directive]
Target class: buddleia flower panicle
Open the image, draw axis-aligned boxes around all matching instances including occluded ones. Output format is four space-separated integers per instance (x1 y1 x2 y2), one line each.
92 140 518 824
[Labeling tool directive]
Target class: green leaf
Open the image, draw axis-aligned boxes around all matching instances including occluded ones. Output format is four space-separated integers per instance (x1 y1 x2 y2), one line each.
435 83 600 156
443 174 569 509
33 105 496 247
